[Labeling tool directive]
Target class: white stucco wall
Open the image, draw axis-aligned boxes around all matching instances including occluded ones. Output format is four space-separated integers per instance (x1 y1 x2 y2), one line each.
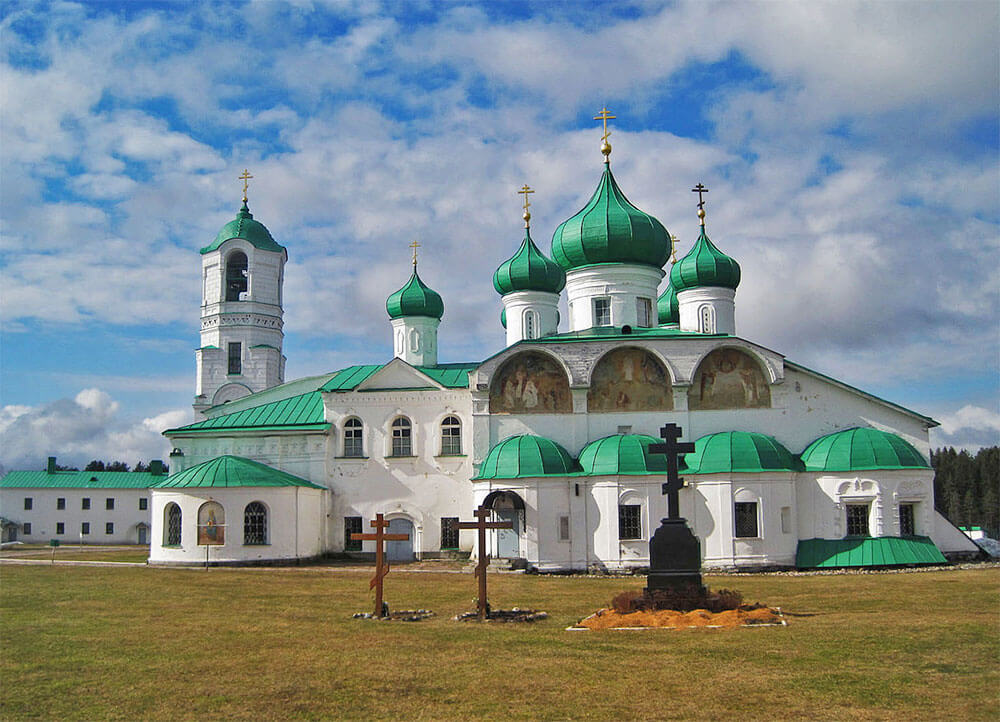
0 487 152 544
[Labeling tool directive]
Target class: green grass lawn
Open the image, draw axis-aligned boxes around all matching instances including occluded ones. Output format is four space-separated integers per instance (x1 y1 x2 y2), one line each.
1 565 997 720
0 545 150 564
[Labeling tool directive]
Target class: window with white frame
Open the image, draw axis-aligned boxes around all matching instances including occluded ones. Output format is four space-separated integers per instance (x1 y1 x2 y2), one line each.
81 522 90 536
734 502 759 538
56 522 65 535
524 310 538 339
228 342 242 375
698 304 715 333
593 298 611 327
390 417 412 457
899 503 916 536
165 503 182 546
343 417 364 457
105 522 114 535
846 504 870 537
618 504 641 540
636 298 652 327
440 416 462 455
244 502 268 545
57 497 66 510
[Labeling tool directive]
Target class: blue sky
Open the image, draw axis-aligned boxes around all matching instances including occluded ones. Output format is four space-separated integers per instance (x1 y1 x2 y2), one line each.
1 0 998 471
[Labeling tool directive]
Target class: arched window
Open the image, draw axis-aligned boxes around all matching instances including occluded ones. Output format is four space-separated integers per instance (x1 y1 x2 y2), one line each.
225 252 248 301
343 417 364 458
698 304 715 334
391 417 412 457
165 503 182 546
244 502 268 545
440 416 462 455
524 310 538 340
409 329 421 352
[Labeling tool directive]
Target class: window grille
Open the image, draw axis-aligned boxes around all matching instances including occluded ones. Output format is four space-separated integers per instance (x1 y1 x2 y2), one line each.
618 504 641 540
228 342 242 375
899 504 915 536
343 418 364 457
734 502 759 538
244 502 268 545
166 504 182 546
594 298 611 327
440 517 459 550
846 504 870 537
558 515 571 541
344 516 363 551
440 416 462 455
391 417 412 456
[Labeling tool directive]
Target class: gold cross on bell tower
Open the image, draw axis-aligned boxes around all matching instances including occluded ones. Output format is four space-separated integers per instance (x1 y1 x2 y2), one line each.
594 106 616 162
409 240 420 268
239 169 253 202
518 184 534 229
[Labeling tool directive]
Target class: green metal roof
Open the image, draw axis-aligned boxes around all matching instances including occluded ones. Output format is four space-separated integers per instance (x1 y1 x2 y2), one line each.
319 365 384 391
669 226 740 292
800 427 930 472
200 201 284 255
494 230 566 295
204 373 340 417
684 431 802 474
318 363 476 392
657 282 678 324
153 456 325 489
0 470 165 489
796 536 946 568
386 268 444 320
167 391 328 435
474 435 581 479
551 166 670 271
577 434 668 476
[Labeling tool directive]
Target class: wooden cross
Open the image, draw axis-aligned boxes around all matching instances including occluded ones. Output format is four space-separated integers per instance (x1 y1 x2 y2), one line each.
351 513 410 618
239 169 253 200
691 183 709 210
409 240 420 268
451 506 514 620
649 423 696 519
594 106 616 143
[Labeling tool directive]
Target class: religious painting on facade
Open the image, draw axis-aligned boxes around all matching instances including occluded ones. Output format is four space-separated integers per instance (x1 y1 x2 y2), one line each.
197 501 226 545
688 348 771 410
588 348 673 412
490 352 572 414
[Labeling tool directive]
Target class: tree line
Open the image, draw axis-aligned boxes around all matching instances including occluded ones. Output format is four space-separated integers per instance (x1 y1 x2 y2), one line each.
933 446 999 539
49 460 170 473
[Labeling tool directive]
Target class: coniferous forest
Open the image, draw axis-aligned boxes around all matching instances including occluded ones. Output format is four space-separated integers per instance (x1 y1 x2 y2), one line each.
932 446 999 539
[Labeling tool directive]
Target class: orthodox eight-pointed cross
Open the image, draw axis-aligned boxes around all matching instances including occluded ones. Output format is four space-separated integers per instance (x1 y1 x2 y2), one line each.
649 423 696 519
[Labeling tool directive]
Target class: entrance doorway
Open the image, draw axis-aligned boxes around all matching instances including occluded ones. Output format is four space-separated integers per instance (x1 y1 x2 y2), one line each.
484 491 525 559
137 525 148 545
386 518 415 561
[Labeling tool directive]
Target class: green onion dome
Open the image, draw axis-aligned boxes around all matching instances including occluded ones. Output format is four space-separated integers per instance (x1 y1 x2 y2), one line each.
657 282 679 324
473 434 580 479
386 268 444 320
577 434 669 475
493 230 566 295
200 201 284 254
800 427 930 472
683 431 802 474
153 455 324 489
500 307 507 329
551 166 670 271
669 226 740 292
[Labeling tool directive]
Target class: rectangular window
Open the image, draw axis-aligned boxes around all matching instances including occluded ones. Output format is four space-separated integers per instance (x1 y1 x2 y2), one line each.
846 504 870 537
618 504 641 540
593 298 611 327
56 522 65 535
558 515 571 542
139 498 148 511
22 523 31 535
57 497 66 510
735 502 759 538
780 506 792 534
106 522 114 535
228 342 242 375
105 498 115 510
636 298 652 327
344 516 363 552
440 517 459 550
81 522 90 536
82 498 91 510
899 504 915 536
23 498 32 510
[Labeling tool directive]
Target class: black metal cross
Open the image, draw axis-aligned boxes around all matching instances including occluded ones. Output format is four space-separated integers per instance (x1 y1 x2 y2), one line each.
691 183 709 210
649 423 696 519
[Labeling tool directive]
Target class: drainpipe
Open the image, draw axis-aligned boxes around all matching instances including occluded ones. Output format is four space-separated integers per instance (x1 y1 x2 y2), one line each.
294 487 299 560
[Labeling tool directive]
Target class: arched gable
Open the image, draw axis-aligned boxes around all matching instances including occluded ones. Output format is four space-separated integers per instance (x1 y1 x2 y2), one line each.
688 347 772 410
489 351 572 414
587 346 674 412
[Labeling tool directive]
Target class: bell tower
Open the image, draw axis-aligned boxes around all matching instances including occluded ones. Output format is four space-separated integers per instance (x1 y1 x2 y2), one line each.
194 171 287 418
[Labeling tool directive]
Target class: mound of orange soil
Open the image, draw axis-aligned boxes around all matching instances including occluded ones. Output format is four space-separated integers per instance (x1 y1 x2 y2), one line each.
578 605 781 630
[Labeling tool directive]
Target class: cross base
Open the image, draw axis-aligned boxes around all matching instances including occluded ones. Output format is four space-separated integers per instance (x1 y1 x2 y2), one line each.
645 517 704 594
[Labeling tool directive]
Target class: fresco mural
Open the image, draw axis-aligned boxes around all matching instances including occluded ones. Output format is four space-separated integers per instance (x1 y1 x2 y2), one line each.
688 348 771 410
197 501 226 545
588 347 673 412
490 352 572 414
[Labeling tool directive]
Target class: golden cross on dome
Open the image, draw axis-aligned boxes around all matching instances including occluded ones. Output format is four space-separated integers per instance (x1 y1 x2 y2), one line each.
594 106 616 161
239 169 253 202
518 184 534 229
409 240 420 268
670 234 680 264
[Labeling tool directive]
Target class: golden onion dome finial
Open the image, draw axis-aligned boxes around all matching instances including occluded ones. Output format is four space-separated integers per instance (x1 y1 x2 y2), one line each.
594 106 616 163
518 184 535 229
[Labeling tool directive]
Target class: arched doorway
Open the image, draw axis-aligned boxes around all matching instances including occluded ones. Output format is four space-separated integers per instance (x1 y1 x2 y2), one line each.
386 518 415 561
483 491 525 559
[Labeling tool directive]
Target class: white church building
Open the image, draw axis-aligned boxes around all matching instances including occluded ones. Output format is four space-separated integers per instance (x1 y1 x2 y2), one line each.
1 128 979 569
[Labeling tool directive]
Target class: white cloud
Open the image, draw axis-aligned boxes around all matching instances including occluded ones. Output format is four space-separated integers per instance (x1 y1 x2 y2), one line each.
930 404 1000 452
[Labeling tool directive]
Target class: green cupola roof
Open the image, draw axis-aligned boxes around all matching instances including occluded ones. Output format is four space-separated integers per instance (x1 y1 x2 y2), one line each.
657 281 679 325
800 427 930 472
386 268 444 320
494 230 566 295
669 226 740 292
200 201 285 255
551 166 670 271
474 434 580 479
577 434 669 476
683 431 802 474
153 455 325 489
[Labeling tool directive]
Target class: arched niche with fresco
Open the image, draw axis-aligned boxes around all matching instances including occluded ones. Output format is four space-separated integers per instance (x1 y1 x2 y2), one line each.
588 347 673 412
688 348 771 410
490 352 572 414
